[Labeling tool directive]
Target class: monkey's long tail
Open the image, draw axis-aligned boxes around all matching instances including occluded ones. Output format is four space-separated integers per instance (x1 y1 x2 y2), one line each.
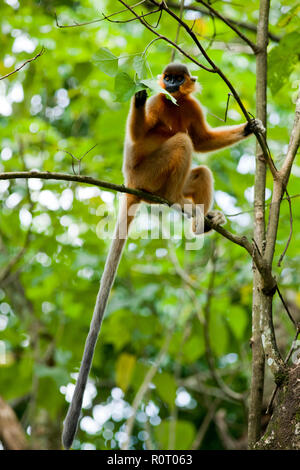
62 194 138 450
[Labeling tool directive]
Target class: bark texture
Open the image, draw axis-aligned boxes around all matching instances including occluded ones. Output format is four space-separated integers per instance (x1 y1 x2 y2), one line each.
255 364 300 449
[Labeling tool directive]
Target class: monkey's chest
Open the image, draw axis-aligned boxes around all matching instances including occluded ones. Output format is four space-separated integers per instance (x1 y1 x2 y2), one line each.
156 112 188 136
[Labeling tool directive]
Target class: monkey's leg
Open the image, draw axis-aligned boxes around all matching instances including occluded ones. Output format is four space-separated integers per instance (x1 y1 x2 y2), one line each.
62 193 139 449
153 134 208 234
130 133 203 229
183 165 226 233
132 132 193 201
158 133 193 204
183 166 213 214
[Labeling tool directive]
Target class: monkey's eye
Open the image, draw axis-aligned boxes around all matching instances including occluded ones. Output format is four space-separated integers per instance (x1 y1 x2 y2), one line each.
165 76 170 81
177 76 183 82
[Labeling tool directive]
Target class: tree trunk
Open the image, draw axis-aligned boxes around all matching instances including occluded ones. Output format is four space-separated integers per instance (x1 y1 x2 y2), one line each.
248 0 269 447
255 364 300 449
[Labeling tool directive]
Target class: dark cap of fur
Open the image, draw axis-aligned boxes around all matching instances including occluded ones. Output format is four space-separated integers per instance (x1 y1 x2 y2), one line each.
163 63 190 76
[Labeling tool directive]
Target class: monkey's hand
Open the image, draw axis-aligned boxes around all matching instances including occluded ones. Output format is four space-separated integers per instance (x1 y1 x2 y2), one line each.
134 89 147 108
244 118 265 136
204 210 226 233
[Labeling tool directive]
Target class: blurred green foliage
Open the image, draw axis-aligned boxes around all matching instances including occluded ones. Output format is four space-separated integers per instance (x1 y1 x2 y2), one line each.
0 0 299 450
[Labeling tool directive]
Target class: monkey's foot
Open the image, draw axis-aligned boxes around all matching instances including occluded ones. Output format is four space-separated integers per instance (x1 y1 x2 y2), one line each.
244 118 266 136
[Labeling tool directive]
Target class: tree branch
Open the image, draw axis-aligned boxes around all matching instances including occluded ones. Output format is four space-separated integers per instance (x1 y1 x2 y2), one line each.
0 170 169 205
54 1 146 28
118 0 215 72
166 1 280 43
265 87 300 266
0 169 276 292
248 0 269 447
0 48 45 81
195 0 258 52
279 86 300 185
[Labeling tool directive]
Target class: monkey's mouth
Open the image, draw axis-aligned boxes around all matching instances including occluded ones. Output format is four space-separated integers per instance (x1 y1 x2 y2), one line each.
165 85 180 93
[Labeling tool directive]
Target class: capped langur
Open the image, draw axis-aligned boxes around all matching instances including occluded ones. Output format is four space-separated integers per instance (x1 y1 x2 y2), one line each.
62 63 265 448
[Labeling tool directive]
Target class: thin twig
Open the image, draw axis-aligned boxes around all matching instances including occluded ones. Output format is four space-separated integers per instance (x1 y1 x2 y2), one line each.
277 190 293 267
0 48 45 81
103 6 162 25
117 0 215 73
276 285 297 328
171 0 185 62
54 1 146 28
191 399 220 450
224 192 300 219
196 0 258 52
140 6 163 29
58 144 98 176
207 93 232 122
122 328 174 449
166 1 280 43
168 246 200 290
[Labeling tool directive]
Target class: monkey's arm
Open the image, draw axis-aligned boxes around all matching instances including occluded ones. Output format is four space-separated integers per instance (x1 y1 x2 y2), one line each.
128 91 160 141
189 101 264 152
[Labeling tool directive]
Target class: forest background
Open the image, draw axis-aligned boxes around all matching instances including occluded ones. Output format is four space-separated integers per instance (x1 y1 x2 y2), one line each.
0 0 299 450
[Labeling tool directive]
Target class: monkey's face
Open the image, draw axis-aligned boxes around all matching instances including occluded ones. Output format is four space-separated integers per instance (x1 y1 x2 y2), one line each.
163 73 185 94
159 72 197 98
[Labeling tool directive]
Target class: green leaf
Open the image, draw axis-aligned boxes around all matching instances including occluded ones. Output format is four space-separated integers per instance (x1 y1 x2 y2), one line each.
114 72 138 102
34 364 69 387
209 311 228 356
131 362 151 393
226 306 248 339
153 372 177 409
154 420 196 450
73 62 93 81
140 79 178 105
116 353 136 392
133 55 148 79
268 32 300 94
102 309 132 351
181 333 205 363
94 47 119 77
277 5 300 30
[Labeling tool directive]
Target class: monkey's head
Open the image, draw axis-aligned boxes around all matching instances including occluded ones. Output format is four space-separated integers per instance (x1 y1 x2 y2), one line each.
159 63 197 98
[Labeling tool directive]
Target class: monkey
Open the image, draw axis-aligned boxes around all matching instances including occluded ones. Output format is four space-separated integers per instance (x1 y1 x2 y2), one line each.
62 62 265 449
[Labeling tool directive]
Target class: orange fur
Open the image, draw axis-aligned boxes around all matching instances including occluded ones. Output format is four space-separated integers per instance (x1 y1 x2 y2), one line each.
124 64 250 219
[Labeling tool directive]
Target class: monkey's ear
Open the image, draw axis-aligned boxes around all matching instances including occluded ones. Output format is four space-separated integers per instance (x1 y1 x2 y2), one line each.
191 76 197 82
